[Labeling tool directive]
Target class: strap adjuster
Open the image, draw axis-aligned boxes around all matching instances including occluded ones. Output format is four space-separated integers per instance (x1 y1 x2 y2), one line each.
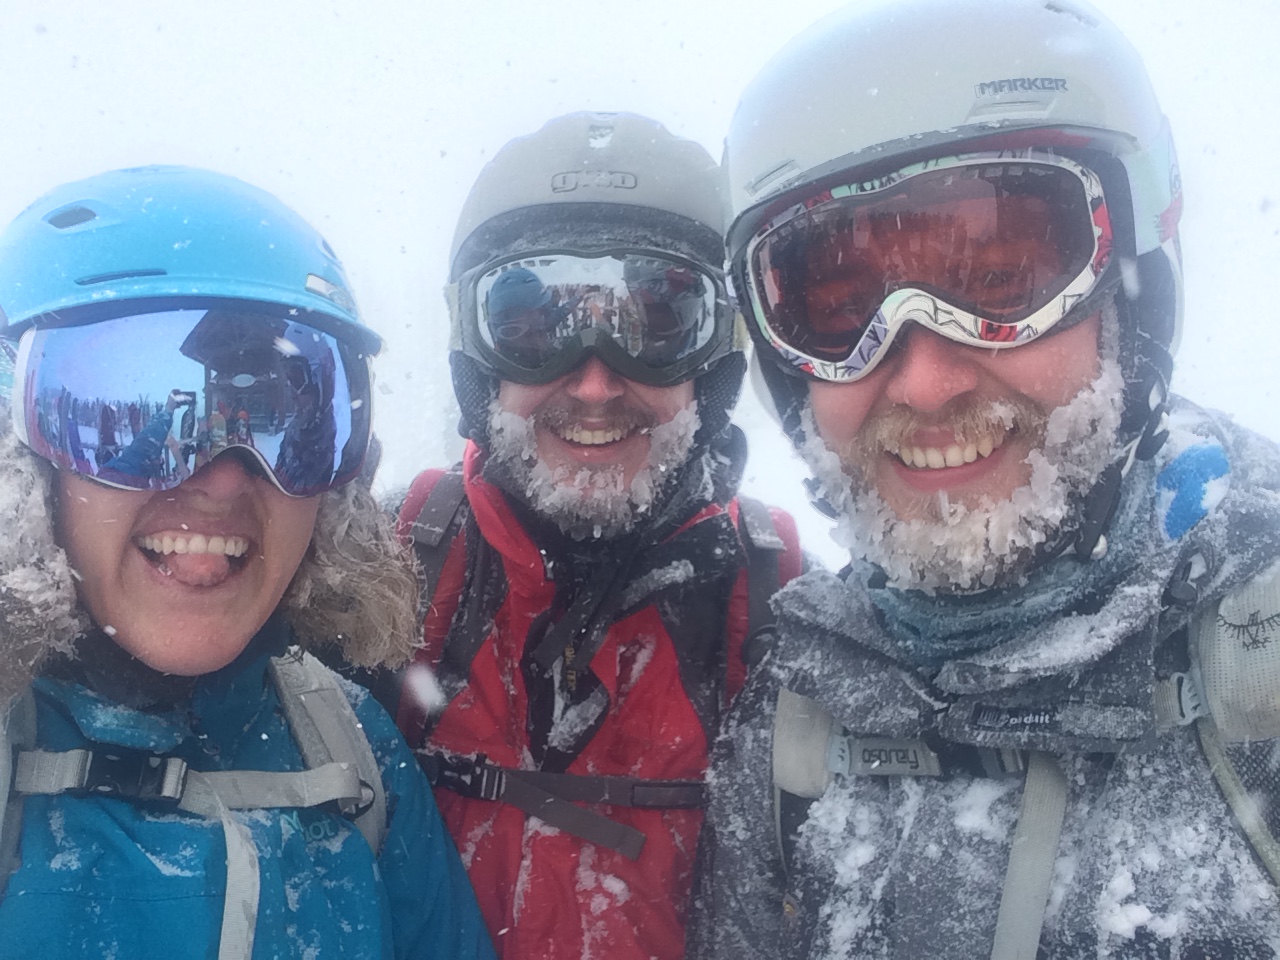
421 751 505 801
81 749 189 805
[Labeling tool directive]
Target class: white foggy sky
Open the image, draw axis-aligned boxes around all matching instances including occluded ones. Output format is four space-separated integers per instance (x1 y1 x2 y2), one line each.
0 0 1275 567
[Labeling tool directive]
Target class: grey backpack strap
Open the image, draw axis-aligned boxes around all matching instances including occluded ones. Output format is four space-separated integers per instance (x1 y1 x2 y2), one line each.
177 771 262 960
989 751 1069 960
1 691 36 894
269 651 387 854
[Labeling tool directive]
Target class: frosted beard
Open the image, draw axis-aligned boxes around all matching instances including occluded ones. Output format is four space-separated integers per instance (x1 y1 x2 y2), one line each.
802 327 1124 594
487 397 700 541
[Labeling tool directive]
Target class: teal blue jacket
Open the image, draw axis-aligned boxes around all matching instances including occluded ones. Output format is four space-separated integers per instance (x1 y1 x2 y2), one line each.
0 621 495 960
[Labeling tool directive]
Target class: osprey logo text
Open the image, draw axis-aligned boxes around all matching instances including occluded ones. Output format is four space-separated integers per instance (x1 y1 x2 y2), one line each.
971 704 1061 732
551 171 638 193
975 78 1068 96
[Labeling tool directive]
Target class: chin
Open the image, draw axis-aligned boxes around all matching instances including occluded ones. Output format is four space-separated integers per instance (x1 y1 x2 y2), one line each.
112 621 260 676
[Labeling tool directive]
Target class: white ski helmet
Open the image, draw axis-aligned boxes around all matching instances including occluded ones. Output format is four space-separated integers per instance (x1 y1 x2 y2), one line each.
727 0 1183 559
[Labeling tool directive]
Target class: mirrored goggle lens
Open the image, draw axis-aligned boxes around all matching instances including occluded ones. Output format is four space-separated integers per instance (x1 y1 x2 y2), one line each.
474 253 720 372
14 304 372 496
750 159 1108 363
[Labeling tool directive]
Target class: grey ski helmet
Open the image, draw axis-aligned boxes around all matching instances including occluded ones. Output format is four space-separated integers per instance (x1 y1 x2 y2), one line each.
727 0 1183 560
447 111 745 447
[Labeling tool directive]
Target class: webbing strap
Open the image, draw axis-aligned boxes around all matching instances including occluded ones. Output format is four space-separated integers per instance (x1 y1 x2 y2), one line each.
739 497 783 650
410 469 466 551
1 692 36 894
990 751 1069 960
13 748 92 794
183 771 260 960
500 773 646 861
1197 716 1280 888
269 653 387 852
184 763 365 812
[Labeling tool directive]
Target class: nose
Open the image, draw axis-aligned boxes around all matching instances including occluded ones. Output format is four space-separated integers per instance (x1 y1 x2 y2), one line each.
881 325 980 413
181 449 261 502
565 356 626 406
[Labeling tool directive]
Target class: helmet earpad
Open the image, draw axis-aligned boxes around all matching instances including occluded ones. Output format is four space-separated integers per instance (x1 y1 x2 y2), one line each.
450 351 497 445
693 351 747 447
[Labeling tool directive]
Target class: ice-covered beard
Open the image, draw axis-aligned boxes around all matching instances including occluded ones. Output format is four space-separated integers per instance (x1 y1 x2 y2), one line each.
487 396 700 541
802 351 1124 594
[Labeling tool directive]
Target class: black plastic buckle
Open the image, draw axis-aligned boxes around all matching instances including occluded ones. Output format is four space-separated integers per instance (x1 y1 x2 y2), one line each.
81 749 187 805
422 752 506 802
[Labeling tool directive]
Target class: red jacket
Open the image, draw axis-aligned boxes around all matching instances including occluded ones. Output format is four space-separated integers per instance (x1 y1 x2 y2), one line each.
396 441 800 960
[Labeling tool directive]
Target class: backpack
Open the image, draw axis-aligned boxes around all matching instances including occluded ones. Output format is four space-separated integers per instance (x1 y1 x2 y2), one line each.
390 465 803 860
0 649 386 960
767 553 1280 960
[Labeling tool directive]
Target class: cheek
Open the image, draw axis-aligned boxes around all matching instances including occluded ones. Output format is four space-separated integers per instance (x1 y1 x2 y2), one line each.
808 380 876 447
496 381 554 419
646 381 695 422
269 496 322 575
1009 314 1103 407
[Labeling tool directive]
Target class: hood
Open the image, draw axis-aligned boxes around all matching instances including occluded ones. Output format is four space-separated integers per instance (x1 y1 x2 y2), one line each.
0 403 86 704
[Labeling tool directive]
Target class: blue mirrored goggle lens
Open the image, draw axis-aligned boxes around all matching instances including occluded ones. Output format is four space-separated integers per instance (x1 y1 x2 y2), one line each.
14 305 371 496
475 253 720 372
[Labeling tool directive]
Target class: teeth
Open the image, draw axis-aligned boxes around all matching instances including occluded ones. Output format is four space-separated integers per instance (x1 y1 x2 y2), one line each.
558 425 627 446
894 430 1007 471
139 533 250 557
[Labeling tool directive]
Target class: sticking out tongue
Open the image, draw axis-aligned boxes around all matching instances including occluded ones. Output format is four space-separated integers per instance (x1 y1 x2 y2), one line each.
158 551 235 588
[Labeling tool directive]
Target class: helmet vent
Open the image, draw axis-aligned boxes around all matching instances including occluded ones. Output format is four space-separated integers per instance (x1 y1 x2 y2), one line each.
75 269 167 286
46 206 98 230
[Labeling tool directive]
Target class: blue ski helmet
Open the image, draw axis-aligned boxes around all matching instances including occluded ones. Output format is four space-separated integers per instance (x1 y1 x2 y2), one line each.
0 165 380 356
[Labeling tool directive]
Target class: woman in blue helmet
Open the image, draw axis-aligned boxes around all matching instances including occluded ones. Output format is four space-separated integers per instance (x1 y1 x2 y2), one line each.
0 166 495 960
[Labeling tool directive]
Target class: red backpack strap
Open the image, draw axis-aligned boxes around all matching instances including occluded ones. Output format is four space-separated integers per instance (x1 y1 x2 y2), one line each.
393 466 470 747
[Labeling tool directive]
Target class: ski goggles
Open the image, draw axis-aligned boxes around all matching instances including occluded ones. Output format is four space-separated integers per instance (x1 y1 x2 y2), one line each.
9 300 374 496
449 249 733 386
740 151 1115 382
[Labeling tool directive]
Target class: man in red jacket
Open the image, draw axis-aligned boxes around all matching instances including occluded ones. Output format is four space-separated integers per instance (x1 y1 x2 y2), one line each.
392 112 803 959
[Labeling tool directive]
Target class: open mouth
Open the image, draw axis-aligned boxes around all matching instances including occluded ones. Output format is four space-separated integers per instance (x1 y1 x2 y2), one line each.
551 423 652 446
135 532 253 587
887 424 1010 471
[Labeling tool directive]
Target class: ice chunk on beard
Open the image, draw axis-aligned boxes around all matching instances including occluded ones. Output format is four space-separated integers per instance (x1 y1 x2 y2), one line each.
487 397 700 541
802 351 1124 594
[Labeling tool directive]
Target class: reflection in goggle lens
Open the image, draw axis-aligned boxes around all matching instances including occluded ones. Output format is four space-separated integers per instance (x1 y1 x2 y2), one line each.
15 305 371 496
476 253 718 372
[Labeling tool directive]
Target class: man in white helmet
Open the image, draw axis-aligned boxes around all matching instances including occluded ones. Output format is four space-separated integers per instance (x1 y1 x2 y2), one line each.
383 113 803 960
690 2 1280 957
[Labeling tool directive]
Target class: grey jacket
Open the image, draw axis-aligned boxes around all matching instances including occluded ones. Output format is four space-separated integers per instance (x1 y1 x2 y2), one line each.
689 399 1280 959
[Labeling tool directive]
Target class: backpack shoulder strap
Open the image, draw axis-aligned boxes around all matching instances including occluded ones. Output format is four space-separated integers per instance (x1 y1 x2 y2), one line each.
732 498 804 692
770 688 837 879
268 651 387 854
1 690 36 894
1166 560 1280 888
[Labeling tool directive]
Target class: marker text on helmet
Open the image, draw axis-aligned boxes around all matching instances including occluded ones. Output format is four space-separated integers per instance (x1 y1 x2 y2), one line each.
975 77 1068 96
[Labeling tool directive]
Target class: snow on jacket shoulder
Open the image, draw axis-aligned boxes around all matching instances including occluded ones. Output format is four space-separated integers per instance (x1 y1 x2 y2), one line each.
399 439 801 960
0 621 495 960
690 398 1280 960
